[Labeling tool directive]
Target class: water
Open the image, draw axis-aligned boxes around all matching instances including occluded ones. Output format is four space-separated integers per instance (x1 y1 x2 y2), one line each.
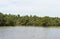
0 26 60 39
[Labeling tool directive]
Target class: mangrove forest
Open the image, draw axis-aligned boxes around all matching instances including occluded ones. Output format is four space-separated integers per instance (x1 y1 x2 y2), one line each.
0 12 60 27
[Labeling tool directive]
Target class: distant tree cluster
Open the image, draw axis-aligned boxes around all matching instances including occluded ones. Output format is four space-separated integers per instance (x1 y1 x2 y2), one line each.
0 12 60 27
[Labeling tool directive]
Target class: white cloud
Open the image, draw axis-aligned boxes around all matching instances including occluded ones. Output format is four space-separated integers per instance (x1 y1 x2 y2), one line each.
0 0 48 16
0 0 60 17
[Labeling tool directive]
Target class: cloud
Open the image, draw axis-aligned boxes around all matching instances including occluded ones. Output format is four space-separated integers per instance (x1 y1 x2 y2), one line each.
0 0 60 17
0 0 48 16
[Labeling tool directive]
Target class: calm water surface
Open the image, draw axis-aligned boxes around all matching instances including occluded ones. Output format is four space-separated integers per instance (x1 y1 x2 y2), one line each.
0 26 60 39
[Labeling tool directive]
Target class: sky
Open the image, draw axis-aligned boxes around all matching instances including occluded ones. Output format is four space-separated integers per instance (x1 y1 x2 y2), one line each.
0 0 60 17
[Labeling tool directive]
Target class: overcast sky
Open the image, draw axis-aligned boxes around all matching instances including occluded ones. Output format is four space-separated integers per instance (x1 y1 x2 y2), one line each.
0 0 60 17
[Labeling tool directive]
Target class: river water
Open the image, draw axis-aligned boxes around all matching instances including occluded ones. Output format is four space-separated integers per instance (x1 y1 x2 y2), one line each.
0 26 60 39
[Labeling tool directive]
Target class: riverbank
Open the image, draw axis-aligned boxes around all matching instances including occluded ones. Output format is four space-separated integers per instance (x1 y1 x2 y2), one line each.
0 26 60 28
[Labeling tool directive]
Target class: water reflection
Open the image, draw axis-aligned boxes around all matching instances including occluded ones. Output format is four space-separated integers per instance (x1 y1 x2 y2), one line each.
0 27 60 39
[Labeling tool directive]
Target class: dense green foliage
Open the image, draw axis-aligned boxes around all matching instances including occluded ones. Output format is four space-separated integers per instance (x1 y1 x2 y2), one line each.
0 12 60 26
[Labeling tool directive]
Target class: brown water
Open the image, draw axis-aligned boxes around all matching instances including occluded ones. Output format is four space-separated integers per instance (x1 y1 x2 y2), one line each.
0 26 60 39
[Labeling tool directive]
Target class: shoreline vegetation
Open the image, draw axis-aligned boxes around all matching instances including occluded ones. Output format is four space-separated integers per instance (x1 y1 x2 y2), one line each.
0 12 60 27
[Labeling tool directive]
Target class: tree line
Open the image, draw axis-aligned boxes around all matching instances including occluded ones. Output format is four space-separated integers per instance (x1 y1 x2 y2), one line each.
0 12 60 27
